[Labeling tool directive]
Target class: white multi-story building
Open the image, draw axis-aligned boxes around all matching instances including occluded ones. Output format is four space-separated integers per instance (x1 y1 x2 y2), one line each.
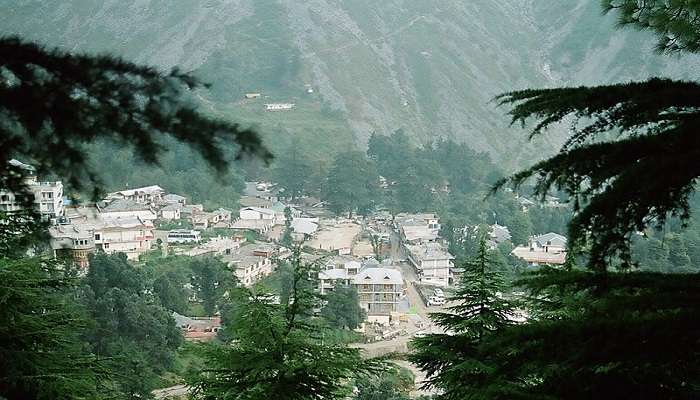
0 192 20 213
59 204 155 263
318 260 404 316
0 159 64 219
159 203 182 220
318 257 362 295
354 267 403 315
406 242 454 287
95 216 155 260
222 244 276 286
231 206 278 232
239 206 277 222
318 268 352 295
31 178 64 219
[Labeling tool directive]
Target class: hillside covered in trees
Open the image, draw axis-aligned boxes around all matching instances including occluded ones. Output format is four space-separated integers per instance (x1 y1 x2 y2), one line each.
2 0 699 168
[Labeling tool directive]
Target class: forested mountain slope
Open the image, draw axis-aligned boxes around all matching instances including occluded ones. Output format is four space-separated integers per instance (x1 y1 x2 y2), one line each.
1 0 698 167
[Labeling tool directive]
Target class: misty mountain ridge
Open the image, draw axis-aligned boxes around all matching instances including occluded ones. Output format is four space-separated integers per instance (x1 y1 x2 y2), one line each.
2 0 698 169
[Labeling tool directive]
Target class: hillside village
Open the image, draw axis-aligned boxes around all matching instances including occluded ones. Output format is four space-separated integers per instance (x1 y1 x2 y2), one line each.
3 3 700 399
1 159 570 349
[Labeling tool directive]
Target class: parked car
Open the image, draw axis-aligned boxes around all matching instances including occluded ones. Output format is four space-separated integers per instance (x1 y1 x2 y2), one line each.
428 296 446 306
413 330 428 338
433 288 444 297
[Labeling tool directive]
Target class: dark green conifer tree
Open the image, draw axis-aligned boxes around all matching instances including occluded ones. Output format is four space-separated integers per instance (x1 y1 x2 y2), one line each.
410 237 515 399
494 2 700 269
0 258 105 400
189 248 380 399
323 151 380 217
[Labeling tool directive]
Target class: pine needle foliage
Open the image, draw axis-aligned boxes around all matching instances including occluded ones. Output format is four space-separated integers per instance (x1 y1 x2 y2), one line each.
0 35 271 199
432 238 515 339
495 75 700 269
476 269 700 400
410 237 516 400
483 5 700 397
0 209 46 257
602 0 700 54
492 2 700 269
0 257 106 399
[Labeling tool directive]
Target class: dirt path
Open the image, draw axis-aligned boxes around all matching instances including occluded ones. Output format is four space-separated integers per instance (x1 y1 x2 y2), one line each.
152 384 188 399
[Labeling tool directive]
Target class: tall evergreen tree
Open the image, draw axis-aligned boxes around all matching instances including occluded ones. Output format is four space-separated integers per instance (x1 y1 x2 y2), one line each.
0 35 271 400
476 270 700 399
281 206 294 247
321 285 365 330
189 248 380 399
369 232 384 262
323 151 380 217
0 258 104 400
367 129 414 183
273 140 312 201
410 237 515 399
461 5 700 398
504 211 533 247
189 256 234 316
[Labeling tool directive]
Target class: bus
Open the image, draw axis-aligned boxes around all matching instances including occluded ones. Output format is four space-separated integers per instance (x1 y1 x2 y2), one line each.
167 229 201 244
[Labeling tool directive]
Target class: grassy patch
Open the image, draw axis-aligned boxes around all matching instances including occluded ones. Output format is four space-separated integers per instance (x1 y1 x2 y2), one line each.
318 327 364 345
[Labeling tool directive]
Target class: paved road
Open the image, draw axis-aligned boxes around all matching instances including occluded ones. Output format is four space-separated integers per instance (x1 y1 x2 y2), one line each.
389 225 403 262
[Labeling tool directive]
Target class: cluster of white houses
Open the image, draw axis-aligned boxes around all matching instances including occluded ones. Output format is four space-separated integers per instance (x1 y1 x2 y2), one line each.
48 186 171 266
43 185 289 287
45 178 248 268
393 212 569 286
3 161 570 325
